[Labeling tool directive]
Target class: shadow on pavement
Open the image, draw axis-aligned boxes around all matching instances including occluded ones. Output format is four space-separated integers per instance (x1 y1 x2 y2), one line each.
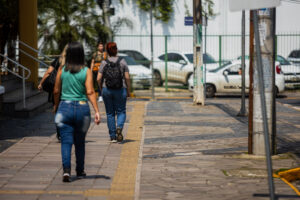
253 193 300 199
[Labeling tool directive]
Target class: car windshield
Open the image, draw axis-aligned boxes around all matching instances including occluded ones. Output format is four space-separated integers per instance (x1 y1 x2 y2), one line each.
277 55 291 65
120 56 138 65
185 53 217 64
209 61 232 73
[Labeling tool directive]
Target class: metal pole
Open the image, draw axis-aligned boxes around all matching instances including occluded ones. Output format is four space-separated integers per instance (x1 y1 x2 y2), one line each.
271 8 277 155
164 35 168 92
22 68 26 108
253 10 275 200
193 0 204 105
248 11 254 154
150 1 154 100
238 10 246 116
204 14 207 101
219 35 222 68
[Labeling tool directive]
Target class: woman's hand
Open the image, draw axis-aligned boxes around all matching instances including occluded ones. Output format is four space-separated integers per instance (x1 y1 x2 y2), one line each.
94 112 101 125
38 84 42 91
53 105 58 113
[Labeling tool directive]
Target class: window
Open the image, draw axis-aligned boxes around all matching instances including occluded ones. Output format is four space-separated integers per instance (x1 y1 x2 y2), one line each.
158 54 165 61
132 52 146 61
227 64 241 75
120 56 138 65
169 53 184 63
276 55 290 65
289 50 300 58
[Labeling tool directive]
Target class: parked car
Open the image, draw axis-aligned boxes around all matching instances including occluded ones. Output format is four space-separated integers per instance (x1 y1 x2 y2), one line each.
188 60 285 97
118 53 151 89
119 50 150 68
154 51 219 87
287 49 300 64
237 55 300 88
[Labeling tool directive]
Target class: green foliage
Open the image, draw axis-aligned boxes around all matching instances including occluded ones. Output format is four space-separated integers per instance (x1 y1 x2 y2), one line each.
136 0 174 23
38 0 110 55
0 0 18 41
203 0 216 19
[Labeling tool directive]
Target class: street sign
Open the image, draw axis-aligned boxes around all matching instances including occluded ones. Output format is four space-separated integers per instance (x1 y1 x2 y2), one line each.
184 17 193 26
229 0 280 12
184 16 207 26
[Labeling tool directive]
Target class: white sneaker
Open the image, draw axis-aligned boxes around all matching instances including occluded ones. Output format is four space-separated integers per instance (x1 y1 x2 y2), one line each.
98 96 103 102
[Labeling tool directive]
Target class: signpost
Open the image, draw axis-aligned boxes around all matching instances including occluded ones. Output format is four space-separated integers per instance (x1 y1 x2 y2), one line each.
229 1 280 199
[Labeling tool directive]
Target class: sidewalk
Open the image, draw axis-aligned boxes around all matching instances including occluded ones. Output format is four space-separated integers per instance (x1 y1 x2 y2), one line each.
0 98 300 199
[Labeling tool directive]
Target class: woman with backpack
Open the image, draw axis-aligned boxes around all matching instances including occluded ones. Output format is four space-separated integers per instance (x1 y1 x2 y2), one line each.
53 42 101 182
38 44 68 141
97 42 131 143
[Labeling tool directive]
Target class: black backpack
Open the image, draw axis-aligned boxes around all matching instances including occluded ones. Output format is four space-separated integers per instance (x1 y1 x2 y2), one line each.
42 69 57 93
103 58 124 89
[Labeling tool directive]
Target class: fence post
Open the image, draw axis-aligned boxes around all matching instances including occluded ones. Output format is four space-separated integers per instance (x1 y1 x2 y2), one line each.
275 35 278 59
164 35 168 92
219 35 222 67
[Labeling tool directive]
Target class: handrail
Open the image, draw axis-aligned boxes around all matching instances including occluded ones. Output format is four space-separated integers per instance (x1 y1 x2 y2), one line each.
17 48 49 68
0 53 31 109
18 40 53 61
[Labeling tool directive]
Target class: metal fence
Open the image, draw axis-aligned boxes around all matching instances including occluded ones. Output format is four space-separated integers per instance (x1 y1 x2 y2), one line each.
114 34 300 93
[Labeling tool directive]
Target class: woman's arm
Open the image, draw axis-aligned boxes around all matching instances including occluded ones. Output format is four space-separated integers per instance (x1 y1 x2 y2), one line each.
53 67 62 113
85 68 101 125
124 72 131 97
38 66 55 90
90 58 95 69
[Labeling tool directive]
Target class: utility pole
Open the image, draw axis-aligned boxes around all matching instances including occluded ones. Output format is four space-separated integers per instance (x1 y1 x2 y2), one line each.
252 8 276 156
238 10 246 117
193 0 205 105
253 9 276 199
248 10 254 154
150 0 155 100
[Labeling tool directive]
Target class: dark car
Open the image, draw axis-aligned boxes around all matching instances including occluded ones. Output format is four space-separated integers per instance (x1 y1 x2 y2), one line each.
118 50 150 68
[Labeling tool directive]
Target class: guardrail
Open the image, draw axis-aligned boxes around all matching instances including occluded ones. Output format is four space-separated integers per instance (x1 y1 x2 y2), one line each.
0 53 31 108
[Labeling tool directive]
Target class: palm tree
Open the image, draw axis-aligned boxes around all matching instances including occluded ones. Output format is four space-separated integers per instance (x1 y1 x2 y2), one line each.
38 0 110 55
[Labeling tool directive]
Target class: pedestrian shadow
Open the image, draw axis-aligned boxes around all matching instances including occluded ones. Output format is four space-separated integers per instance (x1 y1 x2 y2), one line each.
119 139 135 144
71 175 111 182
253 193 300 199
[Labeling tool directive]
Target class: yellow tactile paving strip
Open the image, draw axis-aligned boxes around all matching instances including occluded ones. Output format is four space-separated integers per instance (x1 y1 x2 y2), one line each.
109 101 146 200
0 102 146 199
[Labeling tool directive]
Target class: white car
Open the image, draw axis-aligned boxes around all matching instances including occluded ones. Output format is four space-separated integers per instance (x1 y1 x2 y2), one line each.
189 60 285 97
237 55 300 88
118 54 152 89
153 51 219 87
277 55 300 88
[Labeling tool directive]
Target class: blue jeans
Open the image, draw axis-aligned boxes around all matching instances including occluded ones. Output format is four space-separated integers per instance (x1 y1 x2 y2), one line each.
55 101 91 172
102 87 127 139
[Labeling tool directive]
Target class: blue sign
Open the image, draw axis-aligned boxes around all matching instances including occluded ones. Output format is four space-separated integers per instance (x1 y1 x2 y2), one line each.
184 17 193 26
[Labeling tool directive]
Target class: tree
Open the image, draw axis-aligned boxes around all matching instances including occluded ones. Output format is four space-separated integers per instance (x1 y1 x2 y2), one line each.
0 0 18 69
38 0 110 55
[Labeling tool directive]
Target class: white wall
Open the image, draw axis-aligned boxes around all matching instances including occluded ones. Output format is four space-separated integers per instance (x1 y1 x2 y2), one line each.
111 0 300 59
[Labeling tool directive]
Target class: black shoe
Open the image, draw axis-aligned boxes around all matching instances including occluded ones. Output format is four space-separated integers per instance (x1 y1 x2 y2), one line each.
116 127 123 142
76 171 86 179
63 168 71 182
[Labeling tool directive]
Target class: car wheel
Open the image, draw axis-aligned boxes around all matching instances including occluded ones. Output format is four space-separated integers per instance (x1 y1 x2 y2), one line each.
154 71 163 86
205 84 215 98
186 73 193 89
